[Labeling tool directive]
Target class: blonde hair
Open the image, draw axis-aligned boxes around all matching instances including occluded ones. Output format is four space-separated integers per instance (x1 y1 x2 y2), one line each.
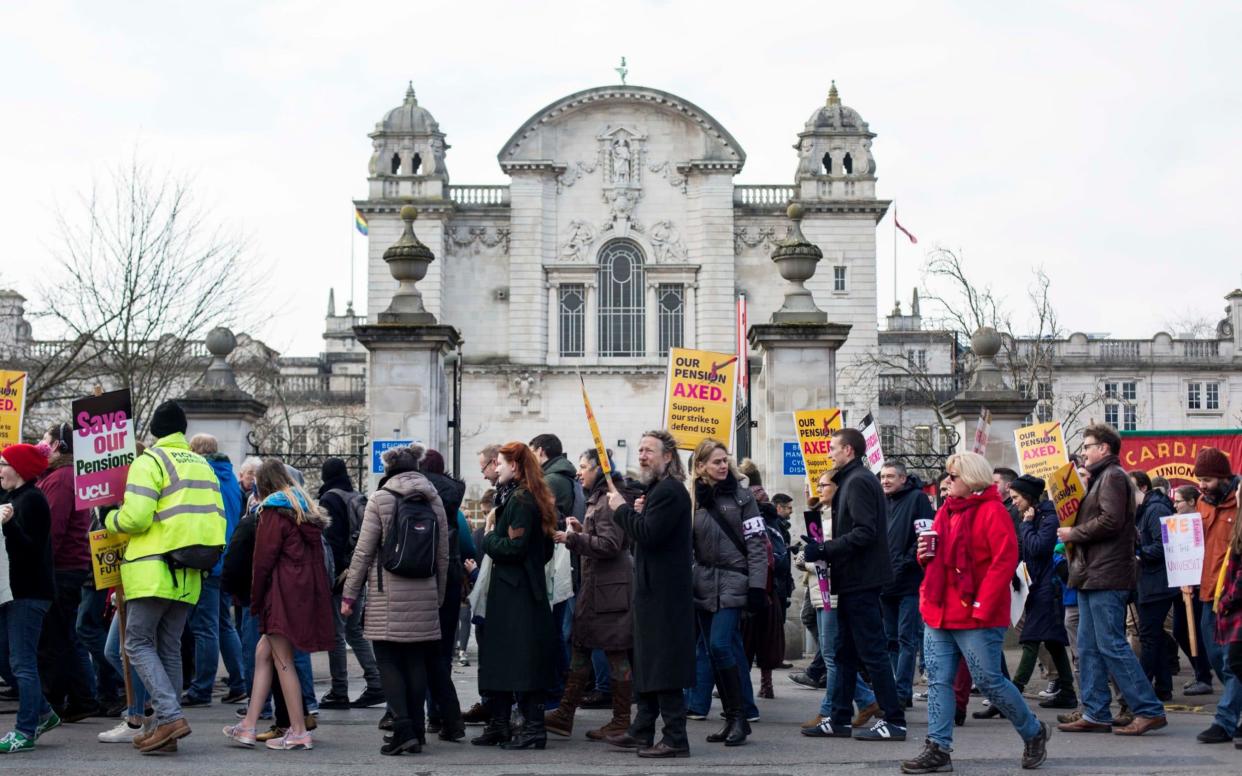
189 433 218 455
690 438 736 488
946 451 993 492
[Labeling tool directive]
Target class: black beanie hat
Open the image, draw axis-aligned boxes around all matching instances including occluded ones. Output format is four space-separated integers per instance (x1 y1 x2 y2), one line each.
149 400 188 438
321 457 348 482
1009 474 1046 505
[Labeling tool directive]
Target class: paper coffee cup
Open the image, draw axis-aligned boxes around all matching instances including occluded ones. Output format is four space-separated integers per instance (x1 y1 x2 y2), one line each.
919 529 939 557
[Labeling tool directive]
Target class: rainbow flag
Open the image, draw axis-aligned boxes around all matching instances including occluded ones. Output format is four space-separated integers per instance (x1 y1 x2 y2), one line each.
354 209 368 236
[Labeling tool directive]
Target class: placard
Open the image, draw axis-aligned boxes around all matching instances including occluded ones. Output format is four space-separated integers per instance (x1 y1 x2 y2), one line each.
579 376 611 475
72 390 137 510
662 347 737 450
0 371 27 447
859 412 884 474
89 528 128 589
972 408 991 455
1047 461 1086 527
1162 513 1206 588
1014 420 1068 480
795 408 843 487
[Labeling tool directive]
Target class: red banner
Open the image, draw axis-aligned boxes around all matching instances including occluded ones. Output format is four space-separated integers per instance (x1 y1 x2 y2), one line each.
1120 430 1242 488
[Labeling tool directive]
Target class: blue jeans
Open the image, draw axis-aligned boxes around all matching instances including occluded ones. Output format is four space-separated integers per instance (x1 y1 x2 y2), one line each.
686 607 759 718
239 609 271 716
0 600 53 738
1201 608 1242 731
817 606 876 716
924 625 1040 751
77 587 122 701
187 575 245 699
1077 589 1164 722
105 610 147 717
294 650 316 711
882 593 921 703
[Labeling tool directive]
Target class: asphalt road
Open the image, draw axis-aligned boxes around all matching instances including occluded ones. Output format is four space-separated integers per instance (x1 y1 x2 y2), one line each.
2 650 1238 776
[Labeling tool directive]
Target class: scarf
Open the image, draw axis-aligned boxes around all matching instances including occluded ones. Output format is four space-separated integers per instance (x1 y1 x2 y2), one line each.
923 485 1001 611
493 480 519 510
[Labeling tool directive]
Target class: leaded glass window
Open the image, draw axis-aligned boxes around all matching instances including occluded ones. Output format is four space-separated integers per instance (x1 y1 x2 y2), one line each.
657 284 683 356
558 284 585 357
598 240 645 357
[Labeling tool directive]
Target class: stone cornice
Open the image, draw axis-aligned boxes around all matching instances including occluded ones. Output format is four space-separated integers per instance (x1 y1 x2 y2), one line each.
748 322 852 350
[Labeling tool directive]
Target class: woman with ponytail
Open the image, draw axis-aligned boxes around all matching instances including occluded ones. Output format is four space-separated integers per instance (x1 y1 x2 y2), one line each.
471 442 558 751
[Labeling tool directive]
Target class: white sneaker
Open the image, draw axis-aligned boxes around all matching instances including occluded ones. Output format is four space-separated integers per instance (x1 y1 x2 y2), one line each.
98 718 149 743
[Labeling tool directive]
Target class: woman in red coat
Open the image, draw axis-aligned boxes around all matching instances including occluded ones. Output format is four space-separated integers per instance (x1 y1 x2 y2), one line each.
900 452 1050 774
224 460 334 752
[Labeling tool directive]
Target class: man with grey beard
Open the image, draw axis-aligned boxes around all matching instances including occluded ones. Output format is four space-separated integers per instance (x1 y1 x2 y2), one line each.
605 430 695 758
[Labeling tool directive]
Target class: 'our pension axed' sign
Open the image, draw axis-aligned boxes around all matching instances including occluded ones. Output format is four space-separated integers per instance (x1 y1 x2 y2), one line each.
663 347 737 450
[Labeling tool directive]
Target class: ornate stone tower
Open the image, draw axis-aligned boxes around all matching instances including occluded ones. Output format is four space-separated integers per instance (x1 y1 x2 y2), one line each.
366 82 450 201
793 81 877 202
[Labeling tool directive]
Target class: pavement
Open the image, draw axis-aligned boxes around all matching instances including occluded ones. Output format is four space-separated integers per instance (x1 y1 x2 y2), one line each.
2 649 1239 775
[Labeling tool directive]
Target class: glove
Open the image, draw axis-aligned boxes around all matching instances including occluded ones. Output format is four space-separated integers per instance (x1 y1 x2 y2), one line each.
801 536 824 563
747 587 768 613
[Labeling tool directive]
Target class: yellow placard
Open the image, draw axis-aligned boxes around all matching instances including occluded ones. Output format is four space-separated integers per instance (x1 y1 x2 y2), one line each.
579 376 611 475
795 408 844 487
1047 461 1086 528
663 347 737 451
1014 420 1068 480
0 371 27 447
89 529 128 589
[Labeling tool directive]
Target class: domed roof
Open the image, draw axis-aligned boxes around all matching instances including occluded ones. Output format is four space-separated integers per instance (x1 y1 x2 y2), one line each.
376 82 441 135
804 82 871 135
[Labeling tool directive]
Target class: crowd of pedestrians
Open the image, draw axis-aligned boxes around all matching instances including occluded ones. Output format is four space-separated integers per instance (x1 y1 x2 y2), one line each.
1 406 1241 772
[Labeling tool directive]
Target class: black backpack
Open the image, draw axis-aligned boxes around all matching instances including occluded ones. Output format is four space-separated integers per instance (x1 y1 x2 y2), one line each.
377 487 438 584
327 489 368 559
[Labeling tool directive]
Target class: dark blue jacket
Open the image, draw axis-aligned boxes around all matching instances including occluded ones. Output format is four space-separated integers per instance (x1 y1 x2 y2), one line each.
207 454 244 577
1017 499 1068 645
1136 489 1176 603
882 475 935 597
823 458 893 595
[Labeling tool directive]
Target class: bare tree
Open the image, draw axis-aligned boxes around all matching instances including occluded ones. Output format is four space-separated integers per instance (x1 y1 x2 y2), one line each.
35 156 254 429
1161 313 1217 339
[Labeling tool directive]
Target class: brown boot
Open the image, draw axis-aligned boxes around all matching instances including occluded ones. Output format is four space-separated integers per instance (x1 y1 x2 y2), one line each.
587 679 632 741
547 665 592 737
138 718 191 753
759 669 774 699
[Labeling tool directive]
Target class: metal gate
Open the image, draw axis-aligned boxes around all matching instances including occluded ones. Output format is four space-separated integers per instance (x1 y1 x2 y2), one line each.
246 432 368 494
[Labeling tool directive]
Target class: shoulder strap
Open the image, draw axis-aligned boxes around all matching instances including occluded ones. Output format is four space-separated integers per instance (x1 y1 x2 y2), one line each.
706 501 748 558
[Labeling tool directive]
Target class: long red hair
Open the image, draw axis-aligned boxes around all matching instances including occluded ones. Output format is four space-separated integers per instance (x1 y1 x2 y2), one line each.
498 441 558 538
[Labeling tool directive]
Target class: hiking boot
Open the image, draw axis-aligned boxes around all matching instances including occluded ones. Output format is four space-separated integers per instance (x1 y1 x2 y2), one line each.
586 679 632 741
853 717 907 742
462 702 491 725
901 738 953 773
1021 721 1050 769
545 707 574 737
138 718 190 753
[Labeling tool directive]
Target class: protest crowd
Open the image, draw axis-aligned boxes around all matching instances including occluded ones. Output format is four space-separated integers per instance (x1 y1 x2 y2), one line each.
2 393 1242 774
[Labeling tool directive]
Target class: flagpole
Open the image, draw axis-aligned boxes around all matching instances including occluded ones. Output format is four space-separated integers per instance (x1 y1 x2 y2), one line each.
893 200 899 309
349 207 356 310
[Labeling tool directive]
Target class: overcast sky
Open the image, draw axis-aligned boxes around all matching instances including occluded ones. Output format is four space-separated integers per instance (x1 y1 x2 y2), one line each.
4 1 1239 356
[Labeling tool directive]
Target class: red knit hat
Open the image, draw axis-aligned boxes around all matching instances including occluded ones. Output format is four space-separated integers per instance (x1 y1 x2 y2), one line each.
1 443 50 482
1193 447 1233 480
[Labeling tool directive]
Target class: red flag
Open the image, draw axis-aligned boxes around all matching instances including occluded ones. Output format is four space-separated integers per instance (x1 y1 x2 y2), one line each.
895 213 918 244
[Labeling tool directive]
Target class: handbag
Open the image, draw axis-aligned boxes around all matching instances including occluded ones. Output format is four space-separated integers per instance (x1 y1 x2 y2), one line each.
468 555 493 624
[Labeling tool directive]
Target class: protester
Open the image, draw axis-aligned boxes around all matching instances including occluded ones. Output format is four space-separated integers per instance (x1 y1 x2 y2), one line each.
1056 423 1166 735
547 448 634 740
800 471 881 738
338 445 453 755
879 461 934 708
530 433 579 706
901 452 1050 774
1191 448 1242 744
461 444 502 728
1008 474 1077 709
802 428 906 741
606 430 695 758
738 459 790 701
1130 470 1178 701
1211 477 1242 749
224 460 333 751
472 442 558 750
182 434 247 708
419 448 467 738
104 401 225 754
0 442 58 753
993 467 1020 526
317 457 385 710
1171 485 1214 696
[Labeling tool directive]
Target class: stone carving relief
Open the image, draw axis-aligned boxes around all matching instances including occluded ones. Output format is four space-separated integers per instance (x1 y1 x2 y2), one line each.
448 225 510 255
649 220 687 263
647 160 686 192
559 220 597 263
598 125 646 231
508 370 542 414
733 225 780 255
556 160 597 191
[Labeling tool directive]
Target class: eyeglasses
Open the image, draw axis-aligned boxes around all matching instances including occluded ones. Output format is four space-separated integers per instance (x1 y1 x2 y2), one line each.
1082 442 1103 451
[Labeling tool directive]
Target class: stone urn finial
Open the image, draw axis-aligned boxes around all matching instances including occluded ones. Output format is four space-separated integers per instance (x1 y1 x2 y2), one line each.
380 205 437 324
200 326 239 390
770 203 827 323
967 326 1007 391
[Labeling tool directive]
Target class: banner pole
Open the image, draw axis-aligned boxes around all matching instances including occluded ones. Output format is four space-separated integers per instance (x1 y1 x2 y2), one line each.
116 588 135 714
1184 590 1199 658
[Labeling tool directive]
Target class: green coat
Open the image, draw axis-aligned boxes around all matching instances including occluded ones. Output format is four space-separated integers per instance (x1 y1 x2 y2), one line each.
478 487 557 693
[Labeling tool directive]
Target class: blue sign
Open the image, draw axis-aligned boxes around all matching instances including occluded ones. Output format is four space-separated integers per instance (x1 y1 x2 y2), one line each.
371 439 413 474
783 442 805 476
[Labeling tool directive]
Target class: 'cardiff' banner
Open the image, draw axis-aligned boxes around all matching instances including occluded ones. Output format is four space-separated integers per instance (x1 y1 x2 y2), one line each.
1120 430 1242 489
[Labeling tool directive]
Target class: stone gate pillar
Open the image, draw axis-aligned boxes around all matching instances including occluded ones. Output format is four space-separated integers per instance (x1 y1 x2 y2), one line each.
940 326 1037 471
178 327 268 469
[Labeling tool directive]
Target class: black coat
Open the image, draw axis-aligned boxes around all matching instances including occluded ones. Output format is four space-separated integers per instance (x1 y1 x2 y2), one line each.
318 475 357 594
478 487 557 693
615 474 695 693
0 482 55 601
882 475 935 597
1017 499 1068 645
822 458 893 595
221 512 258 605
1136 489 1177 603
423 472 465 565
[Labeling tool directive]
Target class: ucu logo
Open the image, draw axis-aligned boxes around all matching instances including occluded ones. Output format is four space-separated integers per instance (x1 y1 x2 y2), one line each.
78 483 113 501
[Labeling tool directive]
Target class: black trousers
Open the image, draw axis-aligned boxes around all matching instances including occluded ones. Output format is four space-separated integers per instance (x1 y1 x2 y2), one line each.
630 689 687 748
39 569 97 709
374 640 434 734
1227 641 1242 688
832 589 906 728
1138 597 1176 694
427 568 464 723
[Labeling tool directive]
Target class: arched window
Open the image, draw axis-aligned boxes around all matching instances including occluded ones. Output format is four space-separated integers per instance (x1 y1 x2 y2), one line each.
822 152 832 174
411 152 422 175
843 152 853 175
390 152 401 174
597 240 645 357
